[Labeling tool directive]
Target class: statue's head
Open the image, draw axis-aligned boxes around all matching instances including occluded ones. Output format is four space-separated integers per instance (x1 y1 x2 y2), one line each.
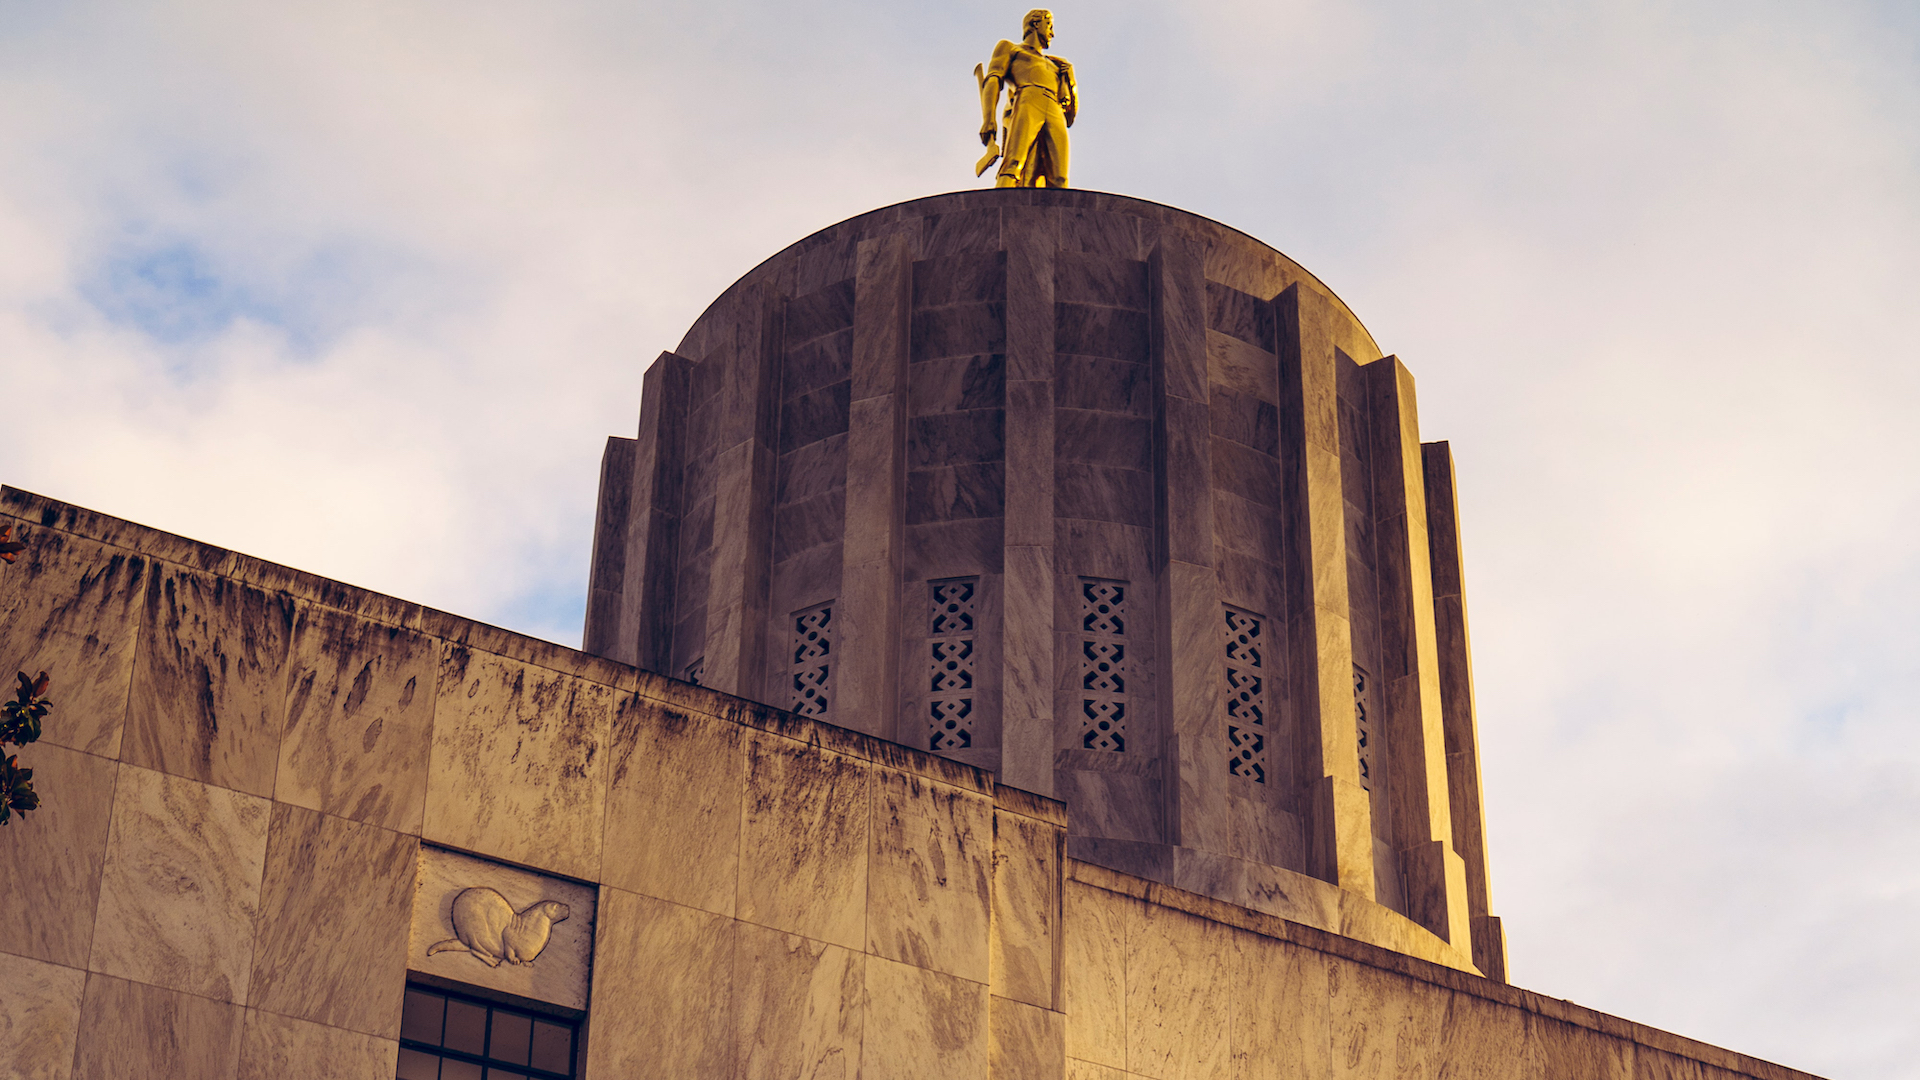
1023 9 1054 47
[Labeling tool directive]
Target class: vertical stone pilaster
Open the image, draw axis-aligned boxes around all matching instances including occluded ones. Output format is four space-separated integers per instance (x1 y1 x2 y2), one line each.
1423 440 1505 979
600 351 690 672
1150 232 1226 853
583 435 635 659
1002 207 1057 797
1366 357 1471 948
704 294 782 697
838 232 913 739
1273 284 1377 897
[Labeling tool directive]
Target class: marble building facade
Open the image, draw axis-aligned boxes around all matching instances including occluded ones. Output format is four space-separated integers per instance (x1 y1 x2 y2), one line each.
0 188 1825 1080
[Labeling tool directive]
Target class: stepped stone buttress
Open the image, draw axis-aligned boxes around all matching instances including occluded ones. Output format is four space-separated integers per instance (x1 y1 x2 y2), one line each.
584 188 1505 979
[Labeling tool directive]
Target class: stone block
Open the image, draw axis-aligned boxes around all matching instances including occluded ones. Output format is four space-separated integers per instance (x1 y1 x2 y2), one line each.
737 734 870 950
1055 410 1152 470
780 380 853 452
908 463 1007 523
860 954 988 1079
913 302 1008 363
1212 438 1284 509
1205 281 1273 350
1433 986 1535 1080
914 251 1008 307
276 606 436 833
585 888 736 1080
924 209 1003 258
910 410 1006 468
1209 389 1280 457
1125 901 1230 1080
1055 464 1152 526
71 971 243 1080
1536 1017 1635 1080
907 519 1007 580
732 921 865 1080
235 1009 398 1080
1055 355 1151 416
786 328 857 404
786 279 856 348
1057 208 1141 259
422 645 613 881
1062 881 1127 1069
0 953 85 1080
991 808 1059 1009
1053 252 1148 309
125 563 294 797
1004 205 1058 385
1229 933 1330 1080
867 768 993 982
778 433 849 505
1055 304 1148 364
1065 1061 1127 1080
0 523 145 756
407 845 594 1012
0 743 116 967
1058 768 1162 844
774 488 848 562
602 702 743 916
1207 330 1280 407
992 995 1066 1080
89 764 269 1004
911 353 1006 415
249 803 414 1036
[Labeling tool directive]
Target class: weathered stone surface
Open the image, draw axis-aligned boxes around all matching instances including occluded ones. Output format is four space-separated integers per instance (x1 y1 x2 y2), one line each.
603 702 744 916
249 802 414 1036
1063 881 1127 1069
992 995 1066 1080
0 743 116 967
860 955 988 1079
1126 902 1231 1080
867 768 992 982
1230 932 1331 1080
732 921 865 1080
586 888 736 1079
235 1008 398 1080
0 953 85 1080
738 733 870 950
407 844 595 1012
276 604 437 832
423 645 614 881
89 764 270 1004
0 522 145 757
71 972 243 1080
992 806 1059 1009
125 563 294 797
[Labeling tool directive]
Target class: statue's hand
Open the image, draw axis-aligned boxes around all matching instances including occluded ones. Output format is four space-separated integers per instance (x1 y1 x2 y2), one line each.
980 121 997 146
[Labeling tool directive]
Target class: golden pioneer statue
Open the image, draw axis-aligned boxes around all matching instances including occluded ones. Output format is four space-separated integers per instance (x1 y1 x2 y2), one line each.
975 9 1077 188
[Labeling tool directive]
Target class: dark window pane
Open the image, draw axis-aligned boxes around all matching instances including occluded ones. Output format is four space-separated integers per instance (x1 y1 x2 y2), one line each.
396 1047 441 1080
529 1020 572 1074
486 1071 527 1080
489 1010 531 1065
441 1059 484 1080
443 999 488 1055
400 989 446 1045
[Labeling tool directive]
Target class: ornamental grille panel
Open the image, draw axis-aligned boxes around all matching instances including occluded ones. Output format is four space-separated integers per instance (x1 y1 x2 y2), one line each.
1079 579 1128 752
1224 606 1268 783
682 657 703 688
1353 663 1374 791
927 578 978 751
790 602 834 717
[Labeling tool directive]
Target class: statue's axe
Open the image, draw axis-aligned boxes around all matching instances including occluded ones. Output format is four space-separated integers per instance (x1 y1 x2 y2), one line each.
974 63 1001 177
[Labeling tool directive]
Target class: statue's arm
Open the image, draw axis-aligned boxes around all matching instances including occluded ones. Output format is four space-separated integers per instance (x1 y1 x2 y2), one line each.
1053 55 1078 126
980 40 1015 142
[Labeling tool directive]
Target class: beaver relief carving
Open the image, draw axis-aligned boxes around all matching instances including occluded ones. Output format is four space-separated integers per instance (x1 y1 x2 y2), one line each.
426 887 571 969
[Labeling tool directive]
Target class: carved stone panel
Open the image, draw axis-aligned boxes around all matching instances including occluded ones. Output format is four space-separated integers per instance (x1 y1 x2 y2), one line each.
408 846 597 1011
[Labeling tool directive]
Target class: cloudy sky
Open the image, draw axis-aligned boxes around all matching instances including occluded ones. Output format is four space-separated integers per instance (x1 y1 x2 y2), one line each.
3 0 1916 1074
